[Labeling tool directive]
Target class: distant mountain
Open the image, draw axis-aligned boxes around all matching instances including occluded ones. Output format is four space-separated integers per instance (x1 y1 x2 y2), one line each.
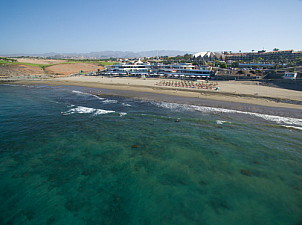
2 50 193 59
136 50 193 58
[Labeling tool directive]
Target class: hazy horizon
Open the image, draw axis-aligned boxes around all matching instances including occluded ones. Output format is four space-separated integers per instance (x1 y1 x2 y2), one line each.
2 48 302 58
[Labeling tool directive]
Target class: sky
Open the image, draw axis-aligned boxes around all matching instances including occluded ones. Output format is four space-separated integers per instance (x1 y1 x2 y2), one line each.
1 0 302 54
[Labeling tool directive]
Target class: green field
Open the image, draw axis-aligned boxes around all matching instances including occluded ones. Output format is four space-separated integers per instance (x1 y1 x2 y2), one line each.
0 58 117 68
65 60 118 66
0 60 52 69
0 60 18 66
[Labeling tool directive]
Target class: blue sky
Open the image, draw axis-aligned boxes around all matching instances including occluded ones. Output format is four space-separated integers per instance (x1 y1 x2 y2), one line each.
1 0 301 54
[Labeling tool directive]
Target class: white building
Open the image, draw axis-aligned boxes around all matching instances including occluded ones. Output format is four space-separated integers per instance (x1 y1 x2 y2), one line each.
283 72 297 80
158 63 211 78
193 51 225 61
105 59 151 76
104 61 212 79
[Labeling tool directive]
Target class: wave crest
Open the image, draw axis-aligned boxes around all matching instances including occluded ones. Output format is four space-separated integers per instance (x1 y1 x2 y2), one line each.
154 102 302 130
62 106 115 116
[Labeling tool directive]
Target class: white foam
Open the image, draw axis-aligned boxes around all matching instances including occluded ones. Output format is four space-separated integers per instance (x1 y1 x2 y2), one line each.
102 99 118 104
119 112 127 117
94 109 115 115
154 102 302 130
68 106 95 114
155 102 183 111
72 90 104 100
122 103 132 107
72 90 89 95
62 106 115 116
216 120 227 125
94 95 104 100
282 125 302 131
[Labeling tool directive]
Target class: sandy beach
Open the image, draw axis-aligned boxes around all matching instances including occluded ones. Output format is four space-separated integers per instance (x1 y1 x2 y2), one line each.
10 76 302 111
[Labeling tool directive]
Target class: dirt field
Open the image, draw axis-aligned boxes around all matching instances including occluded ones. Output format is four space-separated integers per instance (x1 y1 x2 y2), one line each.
0 65 43 77
0 63 104 77
45 63 104 75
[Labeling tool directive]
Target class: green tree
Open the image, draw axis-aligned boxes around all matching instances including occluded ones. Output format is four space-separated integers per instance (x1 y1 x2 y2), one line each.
284 58 289 66
252 65 260 69
296 57 302 65
232 61 239 68
184 54 192 60
220 62 227 68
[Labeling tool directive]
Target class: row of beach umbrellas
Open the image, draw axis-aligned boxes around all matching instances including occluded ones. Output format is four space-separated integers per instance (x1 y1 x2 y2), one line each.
156 80 219 89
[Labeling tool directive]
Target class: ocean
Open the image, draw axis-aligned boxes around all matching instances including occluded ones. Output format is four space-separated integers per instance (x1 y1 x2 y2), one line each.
0 84 301 225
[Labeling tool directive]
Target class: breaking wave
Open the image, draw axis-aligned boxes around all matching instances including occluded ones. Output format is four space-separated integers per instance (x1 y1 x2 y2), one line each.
72 90 104 100
154 102 302 130
102 99 118 104
62 106 115 116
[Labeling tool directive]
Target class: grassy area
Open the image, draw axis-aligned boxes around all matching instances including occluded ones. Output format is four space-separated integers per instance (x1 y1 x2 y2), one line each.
99 61 118 66
0 60 10 65
0 58 118 68
0 60 52 68
66 59 118 66
20 63 53 68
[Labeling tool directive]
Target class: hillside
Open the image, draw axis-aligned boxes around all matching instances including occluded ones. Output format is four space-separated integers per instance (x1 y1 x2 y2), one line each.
0 58 105 78
0 64 44 77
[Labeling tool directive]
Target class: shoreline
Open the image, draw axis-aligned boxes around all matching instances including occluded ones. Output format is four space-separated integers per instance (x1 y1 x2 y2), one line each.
2 76 302 116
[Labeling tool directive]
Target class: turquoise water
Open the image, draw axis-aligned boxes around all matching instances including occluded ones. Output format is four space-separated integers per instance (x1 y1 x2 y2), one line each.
0 84 302 225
